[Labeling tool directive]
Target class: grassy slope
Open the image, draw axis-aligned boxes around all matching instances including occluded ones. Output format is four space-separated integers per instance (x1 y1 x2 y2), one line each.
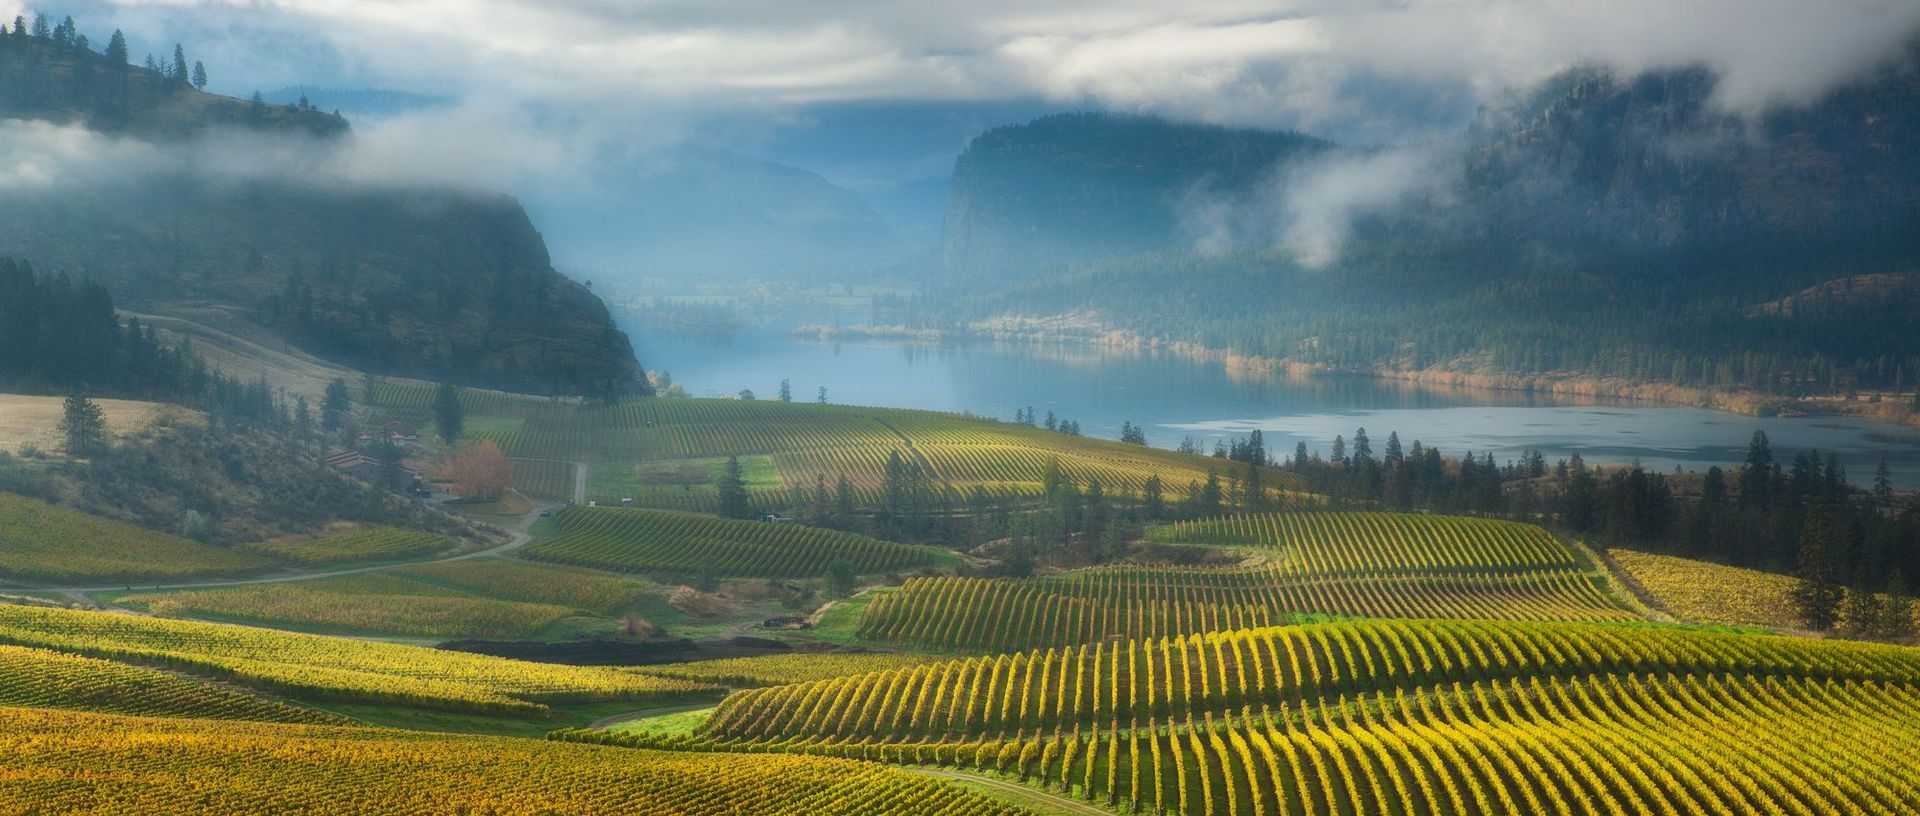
0 491 279 584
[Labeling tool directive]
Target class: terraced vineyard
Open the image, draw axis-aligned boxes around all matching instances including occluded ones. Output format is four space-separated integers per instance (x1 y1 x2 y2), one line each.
369 384 1295 512
0 491 278 583
0 643 345 724
0 605 716 715
576 619 1920 815
526 507 949 577
241 527 454 566
0 707 1027 816
124 573 588 639
861 513 1635 651
393 559 648 615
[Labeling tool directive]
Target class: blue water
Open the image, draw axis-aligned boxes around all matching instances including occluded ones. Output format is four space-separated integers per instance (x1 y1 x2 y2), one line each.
628 320 1920 488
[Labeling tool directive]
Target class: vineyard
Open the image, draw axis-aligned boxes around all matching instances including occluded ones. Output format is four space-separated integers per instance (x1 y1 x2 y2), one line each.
0 643 344 724
0 605 718 715
0 491 278 583
861 513 1635 652
241 527 454 566
392 559 649 615
635 652 941 689
0 707 1028 816
578 618 1920 815
1606 548 1912 633
526 507 950 577
124 573 589 639
368 385 1295 512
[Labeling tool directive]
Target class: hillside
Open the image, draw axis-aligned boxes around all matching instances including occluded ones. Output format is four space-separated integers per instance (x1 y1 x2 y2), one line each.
0 30 645 397
941 113 1333 276
928 57 1920 402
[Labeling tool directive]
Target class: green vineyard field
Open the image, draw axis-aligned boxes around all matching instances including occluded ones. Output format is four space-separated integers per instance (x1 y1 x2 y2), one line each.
0 605 717 715
860 513 1634 651
0 492 279 583
241 527 453 566
525 507 949 577
369 384 1297 512
0 643 344 724
0 707 1027 816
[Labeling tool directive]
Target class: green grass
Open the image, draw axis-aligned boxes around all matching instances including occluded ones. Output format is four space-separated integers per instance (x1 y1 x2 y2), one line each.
587 455 782 500
604 705 714 737
0 492 279 584
807 590 882 646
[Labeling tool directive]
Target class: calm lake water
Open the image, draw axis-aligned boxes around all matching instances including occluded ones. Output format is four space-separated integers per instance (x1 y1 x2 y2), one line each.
628 320 1920 488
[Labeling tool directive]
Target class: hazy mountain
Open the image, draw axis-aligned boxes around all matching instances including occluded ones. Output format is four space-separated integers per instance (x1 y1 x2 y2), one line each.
941 113 1334 277
0 35 644 396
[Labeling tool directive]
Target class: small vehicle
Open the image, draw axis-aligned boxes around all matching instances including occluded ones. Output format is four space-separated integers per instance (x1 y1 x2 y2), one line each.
538 506 553 518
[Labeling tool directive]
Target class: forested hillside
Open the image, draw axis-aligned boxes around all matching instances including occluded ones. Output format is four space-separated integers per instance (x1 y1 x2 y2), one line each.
931 51 1920 400
0 24 646 397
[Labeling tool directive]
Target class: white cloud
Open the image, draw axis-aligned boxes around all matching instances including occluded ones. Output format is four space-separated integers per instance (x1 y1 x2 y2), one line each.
1275 145 1454 268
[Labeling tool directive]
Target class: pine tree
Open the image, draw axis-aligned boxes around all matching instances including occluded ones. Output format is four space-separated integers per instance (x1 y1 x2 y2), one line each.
1142 474 1164 520
816 386 827 404
433 383 465 443
59 394 107 457
1739 430 1774 510
715 455 751 519
321 378 350 432
1880 569 1913 640
191 60 207 90
833 473 855 523
778 379 792 402
171 44 188 83
1874 455 1894 506
1792 501 1843 631
1841 563 1882 638
824 559 856 599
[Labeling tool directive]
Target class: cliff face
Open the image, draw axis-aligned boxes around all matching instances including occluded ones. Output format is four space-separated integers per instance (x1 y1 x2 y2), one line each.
1463 53 1920 255
0 33 646 396
941 113 1333 277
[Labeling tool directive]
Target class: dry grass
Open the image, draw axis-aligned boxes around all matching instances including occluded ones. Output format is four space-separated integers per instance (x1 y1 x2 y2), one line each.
0 395 202 456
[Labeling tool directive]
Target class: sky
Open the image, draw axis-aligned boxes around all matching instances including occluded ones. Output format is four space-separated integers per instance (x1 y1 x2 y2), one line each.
9 0 1920 272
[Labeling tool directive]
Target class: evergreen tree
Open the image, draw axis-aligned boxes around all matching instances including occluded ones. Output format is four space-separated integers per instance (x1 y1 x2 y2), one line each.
1200 472 1223 515
1841 563 1882 638
715 455 751 519
824 559 857 599
833 473 856 526
778 379 792 402
1563 452 1601 532
1294 441 1309 472
1881 569 1913 640
171 44 188 82
811 473 832 526
816 386 828 404
1243 461 1265 512
293 396 312 441
30 14 48 39
1739 431 1774 510
1330 434 1346 466
433 382 465 443
1142 473 1164 520
59 394 107 457
105 30 128 66
191 60 207 90
1874 455 1895 506
1792 501 1843 631
321 377 350 432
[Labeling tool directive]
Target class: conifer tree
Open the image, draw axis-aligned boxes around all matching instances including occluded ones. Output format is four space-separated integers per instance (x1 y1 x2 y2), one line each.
715 455 751 519
105 30 128 67
191 60 207 89
59 394 107 457
1792 501 1843 631
433 382 465 443
321 377 350 432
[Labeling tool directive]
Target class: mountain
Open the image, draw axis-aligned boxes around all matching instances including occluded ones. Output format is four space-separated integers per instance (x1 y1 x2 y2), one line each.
941 113 1334 276
926 56 1920 400
0 32 645 397
537 148 908 282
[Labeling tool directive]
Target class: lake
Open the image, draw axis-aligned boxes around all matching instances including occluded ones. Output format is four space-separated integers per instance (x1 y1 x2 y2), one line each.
627 320 1920 488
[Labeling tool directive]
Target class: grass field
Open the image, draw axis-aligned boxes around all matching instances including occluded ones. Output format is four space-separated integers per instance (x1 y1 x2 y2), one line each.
861 513 1636 652
0 707 1029 815
0 492 280 583
368 385 1298 513
0 393 202 455
526 507 953 578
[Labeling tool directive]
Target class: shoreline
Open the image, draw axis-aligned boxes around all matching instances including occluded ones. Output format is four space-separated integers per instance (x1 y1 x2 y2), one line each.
793 321 1920 431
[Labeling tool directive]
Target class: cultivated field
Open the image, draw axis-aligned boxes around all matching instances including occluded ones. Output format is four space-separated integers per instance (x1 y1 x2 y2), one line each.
0 707 1028 816
368 385 1298 512
0 492 279 583
526 507 951 578
860 513 1637 652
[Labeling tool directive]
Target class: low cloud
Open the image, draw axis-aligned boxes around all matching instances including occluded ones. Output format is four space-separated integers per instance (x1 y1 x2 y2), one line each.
1177 143 1457 267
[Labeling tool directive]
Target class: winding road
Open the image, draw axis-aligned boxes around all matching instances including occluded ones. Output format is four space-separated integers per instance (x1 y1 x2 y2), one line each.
20 504 547 596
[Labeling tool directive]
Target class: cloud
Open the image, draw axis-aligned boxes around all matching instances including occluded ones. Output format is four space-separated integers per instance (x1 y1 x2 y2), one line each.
1275 145 1454 268
0 119 160 189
